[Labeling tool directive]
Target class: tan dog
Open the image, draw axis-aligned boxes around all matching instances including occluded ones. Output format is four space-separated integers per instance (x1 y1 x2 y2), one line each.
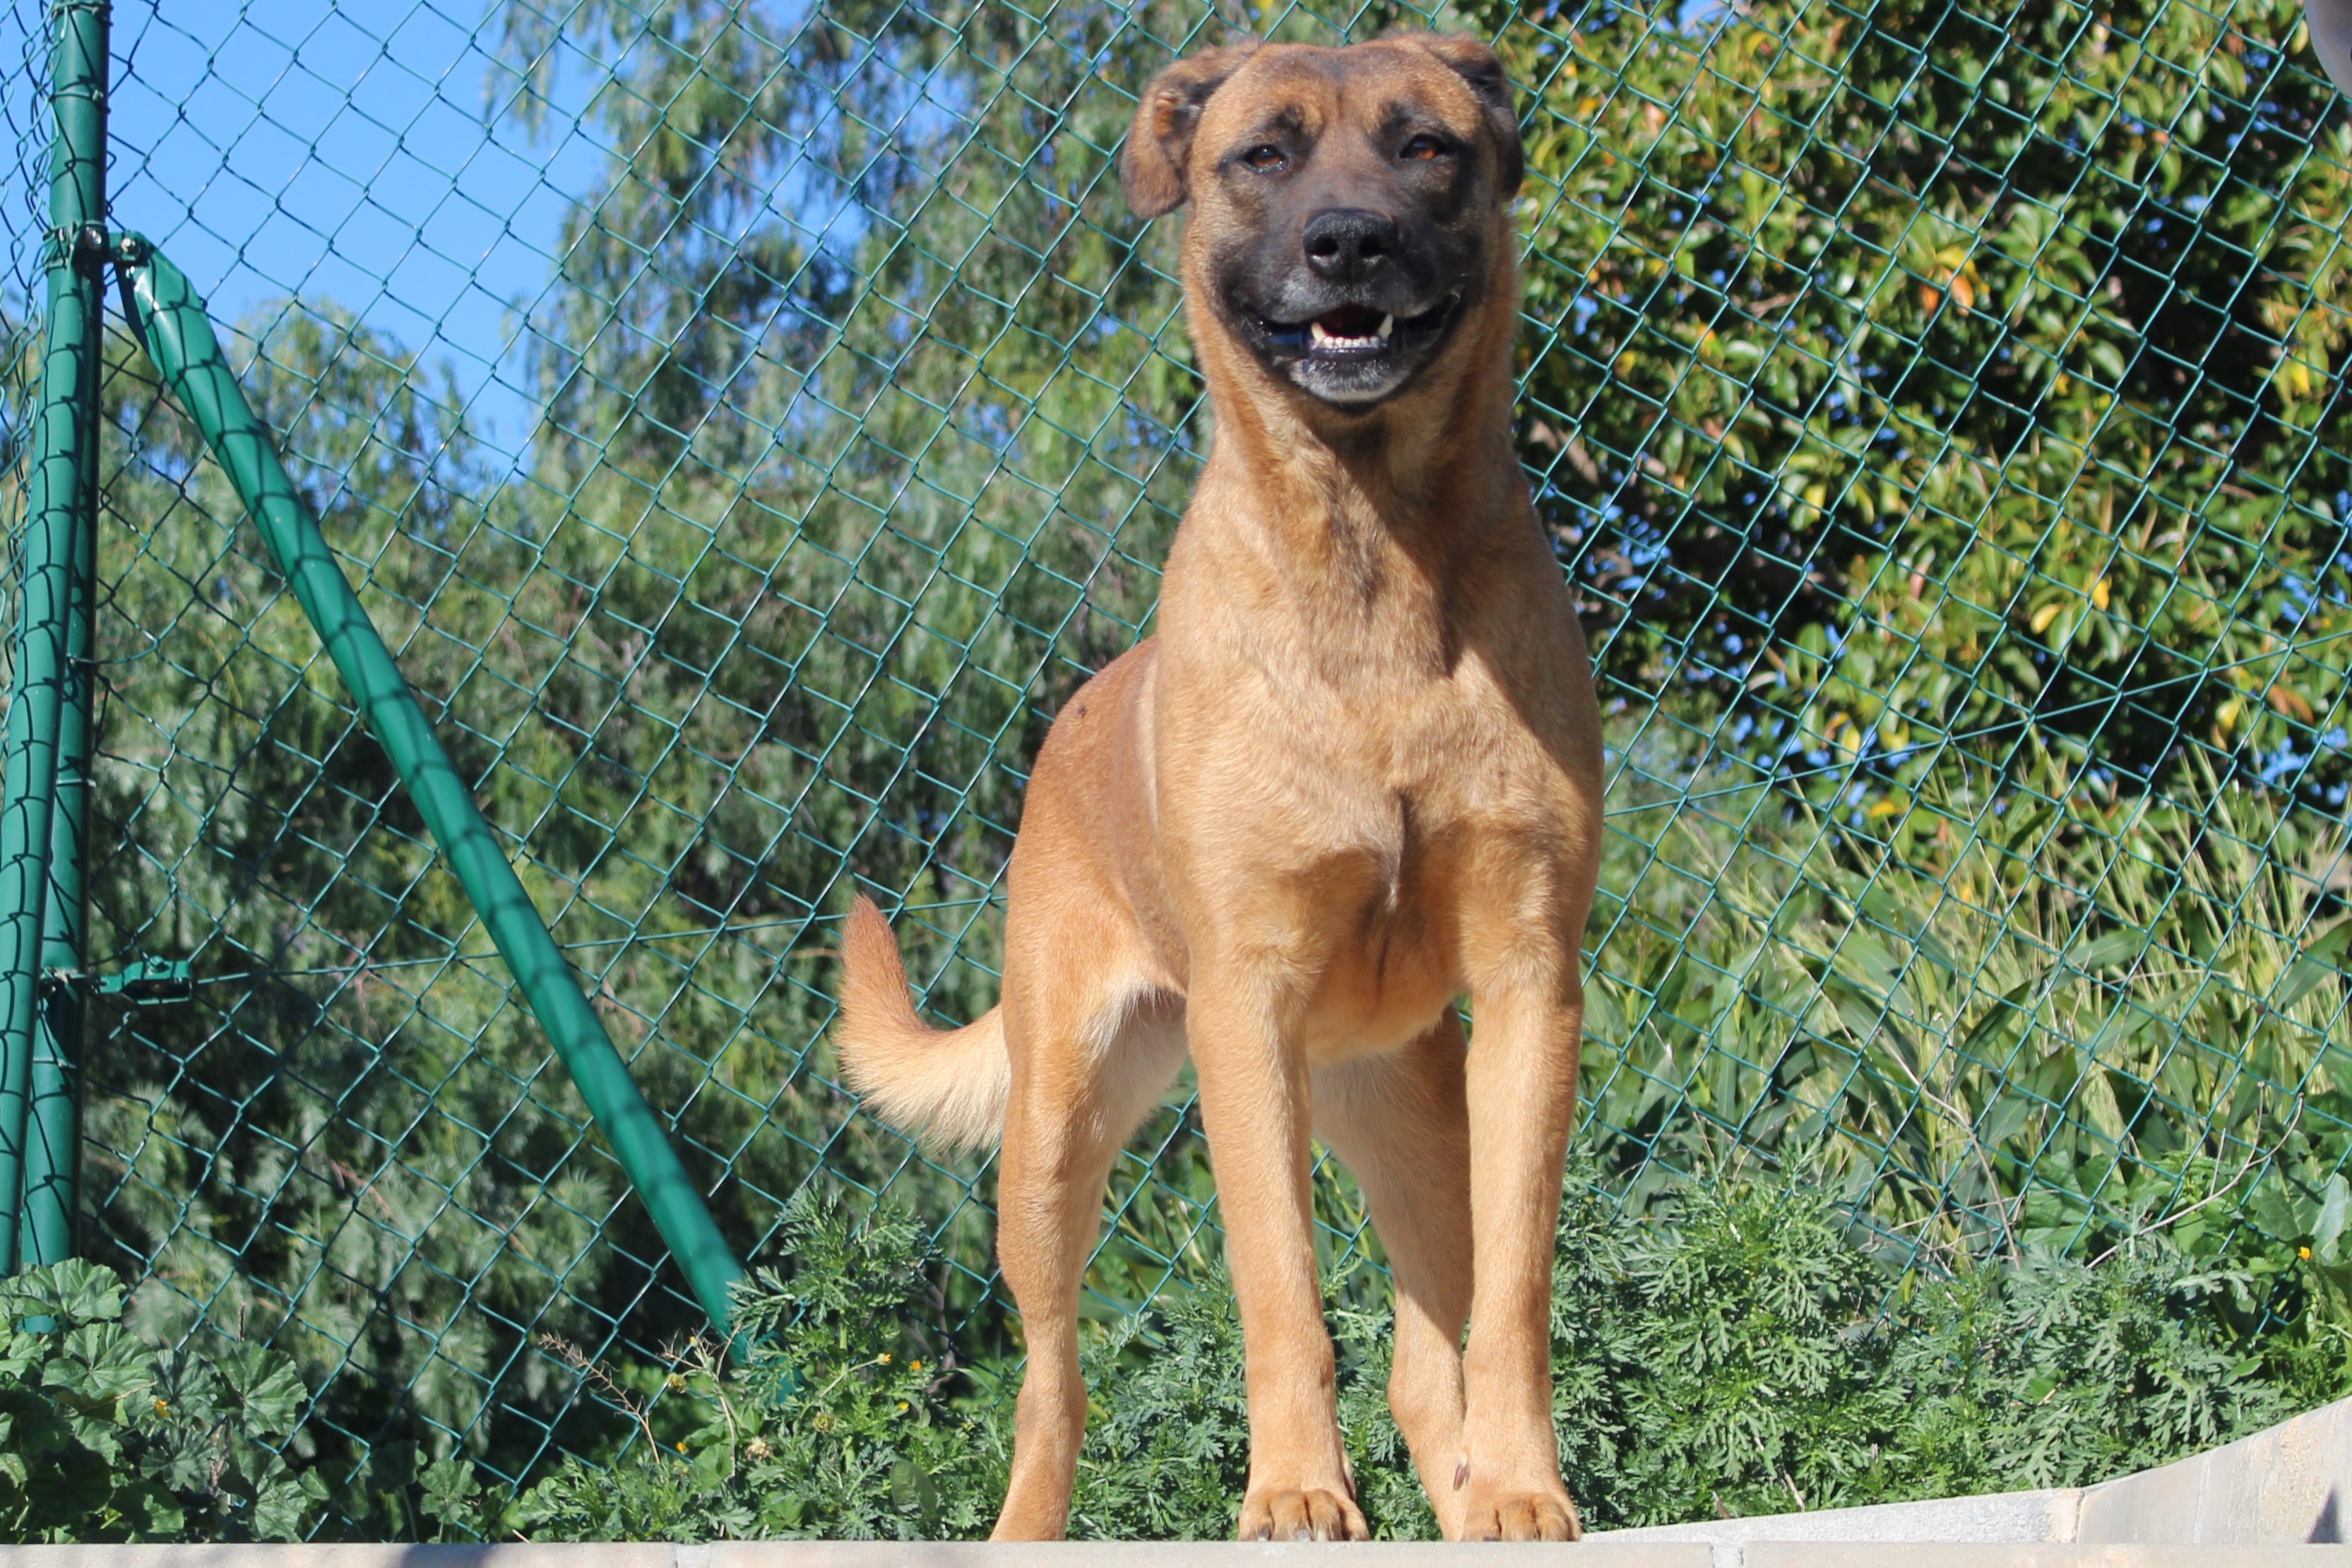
837 30 1601 1543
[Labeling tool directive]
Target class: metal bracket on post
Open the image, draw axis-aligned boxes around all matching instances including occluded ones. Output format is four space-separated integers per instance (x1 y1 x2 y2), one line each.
37 958 191 1004
69 222 105 276
95 958 192 1004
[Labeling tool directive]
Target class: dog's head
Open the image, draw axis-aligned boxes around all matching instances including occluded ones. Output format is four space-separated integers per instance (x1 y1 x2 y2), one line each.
1122 33 1523 410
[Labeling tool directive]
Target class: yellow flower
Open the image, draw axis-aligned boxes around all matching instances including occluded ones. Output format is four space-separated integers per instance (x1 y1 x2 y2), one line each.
675 1441 688 1454
909 1360 923 1372
153 1398 170 1418
896 1401 909 1413
876 1352 891 1365
2300 1246 2315 1261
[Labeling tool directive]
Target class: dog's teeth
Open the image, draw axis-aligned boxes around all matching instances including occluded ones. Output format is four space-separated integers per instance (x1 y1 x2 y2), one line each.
1307 318 1386 350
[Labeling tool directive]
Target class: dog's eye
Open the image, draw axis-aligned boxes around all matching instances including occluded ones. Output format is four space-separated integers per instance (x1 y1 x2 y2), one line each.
1400 133 1446 161
1240 143 1286 171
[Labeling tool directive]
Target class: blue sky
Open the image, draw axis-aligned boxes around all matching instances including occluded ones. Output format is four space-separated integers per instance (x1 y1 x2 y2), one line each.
43 0 610 456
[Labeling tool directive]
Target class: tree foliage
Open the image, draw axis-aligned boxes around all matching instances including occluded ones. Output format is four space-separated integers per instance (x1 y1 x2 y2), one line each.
1483 0 2352 790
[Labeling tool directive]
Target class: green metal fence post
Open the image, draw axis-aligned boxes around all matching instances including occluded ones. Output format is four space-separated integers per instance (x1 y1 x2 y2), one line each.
23 412 95 1272
0 0 107 1273
114 234 747 1331
24 0 107 1270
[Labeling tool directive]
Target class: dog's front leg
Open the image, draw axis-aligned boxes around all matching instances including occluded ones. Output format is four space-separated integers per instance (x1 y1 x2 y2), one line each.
1190 980 1370 1542
1456 981 1584 1541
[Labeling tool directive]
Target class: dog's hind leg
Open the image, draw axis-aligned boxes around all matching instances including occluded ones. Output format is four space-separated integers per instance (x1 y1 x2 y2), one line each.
990 920 1184 1540
1314 1013 1475 1539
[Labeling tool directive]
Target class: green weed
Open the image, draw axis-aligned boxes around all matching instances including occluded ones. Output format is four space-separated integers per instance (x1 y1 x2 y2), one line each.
0 1261 323 1541
487 1194 1003 1542
466 1175 2348 1541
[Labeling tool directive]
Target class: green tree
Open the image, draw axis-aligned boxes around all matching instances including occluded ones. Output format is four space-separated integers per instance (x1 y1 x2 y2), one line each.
1481 0 2352 792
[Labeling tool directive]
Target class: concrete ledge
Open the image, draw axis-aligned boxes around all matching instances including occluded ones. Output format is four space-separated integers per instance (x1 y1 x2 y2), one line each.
5 1544 2351 1565
1 1548 1702 1566
2077 1390 2352 1544
1604 1487 2082 1545
1742 1552 2352 1567
1606 1387 2352 1549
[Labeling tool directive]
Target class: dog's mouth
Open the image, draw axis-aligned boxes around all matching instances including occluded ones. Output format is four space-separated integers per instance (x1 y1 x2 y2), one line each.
1252 294 1459 363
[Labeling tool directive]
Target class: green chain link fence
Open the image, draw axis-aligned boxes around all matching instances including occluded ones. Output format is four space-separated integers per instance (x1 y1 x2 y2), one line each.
1 0 2348 1530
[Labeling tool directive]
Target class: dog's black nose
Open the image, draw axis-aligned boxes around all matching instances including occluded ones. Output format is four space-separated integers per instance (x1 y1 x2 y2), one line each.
1302 208 1399 282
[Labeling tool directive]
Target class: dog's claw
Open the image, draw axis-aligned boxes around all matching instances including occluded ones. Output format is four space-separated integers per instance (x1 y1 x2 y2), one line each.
1238 1485 1369 1543
1453 1457 1469 1490
1458 1487 1582 1543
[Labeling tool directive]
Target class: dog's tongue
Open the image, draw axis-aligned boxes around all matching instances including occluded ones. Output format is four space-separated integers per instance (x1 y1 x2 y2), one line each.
1314 305 1386 340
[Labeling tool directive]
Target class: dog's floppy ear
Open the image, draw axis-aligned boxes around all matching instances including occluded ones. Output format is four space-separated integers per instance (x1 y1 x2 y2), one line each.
1415 34 1524 198
1121 42 1259 220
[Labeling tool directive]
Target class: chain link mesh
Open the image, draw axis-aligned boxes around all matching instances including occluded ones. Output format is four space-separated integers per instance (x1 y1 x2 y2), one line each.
0 0 2346 1525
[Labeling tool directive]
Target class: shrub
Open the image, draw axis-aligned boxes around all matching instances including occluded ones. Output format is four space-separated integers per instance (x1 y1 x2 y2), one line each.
1548 1174 2308 1528
0 1260 323 1541
492 1194 1001 1542
473 1174 2347 1540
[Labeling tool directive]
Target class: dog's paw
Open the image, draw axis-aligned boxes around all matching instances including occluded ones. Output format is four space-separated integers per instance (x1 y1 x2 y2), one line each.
1236 1485 1370 1542
1454 1473 1582 1542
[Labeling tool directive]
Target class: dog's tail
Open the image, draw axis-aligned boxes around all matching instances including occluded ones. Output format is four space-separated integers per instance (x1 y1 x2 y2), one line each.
834 896 1009 1153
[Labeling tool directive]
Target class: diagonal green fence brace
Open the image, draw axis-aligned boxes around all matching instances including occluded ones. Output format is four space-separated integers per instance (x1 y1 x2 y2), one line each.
111 233 747 1333
0 0 107 1274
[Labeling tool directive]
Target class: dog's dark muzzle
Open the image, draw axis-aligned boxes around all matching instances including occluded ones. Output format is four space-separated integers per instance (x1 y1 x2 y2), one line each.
1225 201 1473 406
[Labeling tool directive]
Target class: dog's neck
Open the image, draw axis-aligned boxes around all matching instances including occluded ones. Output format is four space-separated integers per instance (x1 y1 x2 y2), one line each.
1233 365 1514 511
1191 272 1535 634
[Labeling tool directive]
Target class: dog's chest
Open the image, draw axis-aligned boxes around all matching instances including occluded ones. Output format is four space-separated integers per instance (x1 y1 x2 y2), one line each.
1158 559 1586 1049
1290 793 1451 1062
1231 642 1567 870
1285 694 1564 1062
